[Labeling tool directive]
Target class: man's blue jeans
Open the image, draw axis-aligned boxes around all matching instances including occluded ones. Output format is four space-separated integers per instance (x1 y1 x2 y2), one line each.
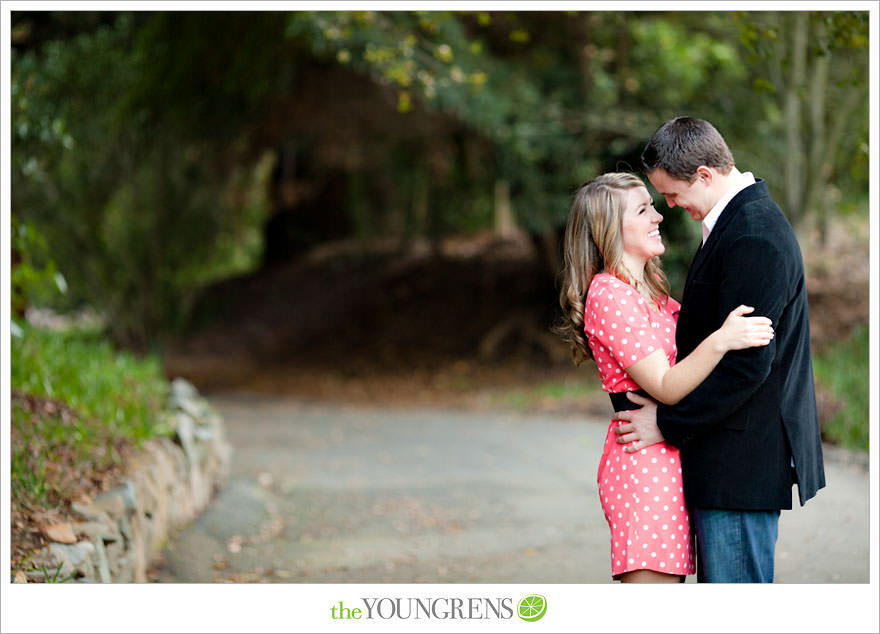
691 508 780 583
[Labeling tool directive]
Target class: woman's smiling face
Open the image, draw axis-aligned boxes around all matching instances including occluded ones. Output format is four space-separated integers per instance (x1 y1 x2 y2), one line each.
620 185 665 265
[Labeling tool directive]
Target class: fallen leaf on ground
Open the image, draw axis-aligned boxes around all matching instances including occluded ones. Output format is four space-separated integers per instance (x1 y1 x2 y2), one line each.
39 522 77 544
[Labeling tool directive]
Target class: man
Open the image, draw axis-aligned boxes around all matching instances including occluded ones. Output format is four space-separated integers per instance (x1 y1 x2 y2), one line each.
613 116 825 583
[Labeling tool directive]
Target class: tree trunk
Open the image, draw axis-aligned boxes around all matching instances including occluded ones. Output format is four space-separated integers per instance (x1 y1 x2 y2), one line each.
803 17 829 231
783 12 808 222
493 180 516 237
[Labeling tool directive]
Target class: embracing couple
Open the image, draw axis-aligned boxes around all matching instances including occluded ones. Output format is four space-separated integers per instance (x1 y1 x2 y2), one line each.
557 117 826 583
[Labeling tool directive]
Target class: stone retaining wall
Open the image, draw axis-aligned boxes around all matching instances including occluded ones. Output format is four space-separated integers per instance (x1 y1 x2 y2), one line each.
20 378 231 583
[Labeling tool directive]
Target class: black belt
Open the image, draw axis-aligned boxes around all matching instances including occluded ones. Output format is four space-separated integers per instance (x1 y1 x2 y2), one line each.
609 389 650 412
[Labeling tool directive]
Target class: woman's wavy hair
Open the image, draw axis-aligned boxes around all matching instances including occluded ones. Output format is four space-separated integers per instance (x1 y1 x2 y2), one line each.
555 172 670 366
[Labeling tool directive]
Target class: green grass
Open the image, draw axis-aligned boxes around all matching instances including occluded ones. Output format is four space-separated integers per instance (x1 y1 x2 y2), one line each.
11 322 172 507
12 553 77 583
813 324 869 451
496 376 601 411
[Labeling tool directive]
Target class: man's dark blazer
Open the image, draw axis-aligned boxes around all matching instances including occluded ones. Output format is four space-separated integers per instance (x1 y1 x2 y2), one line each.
656 178 825 510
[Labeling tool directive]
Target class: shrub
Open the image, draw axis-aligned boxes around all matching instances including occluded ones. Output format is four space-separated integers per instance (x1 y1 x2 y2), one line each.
813 324 869 451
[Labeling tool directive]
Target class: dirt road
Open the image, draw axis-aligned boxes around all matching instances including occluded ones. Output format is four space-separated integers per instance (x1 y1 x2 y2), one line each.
157 393 869 584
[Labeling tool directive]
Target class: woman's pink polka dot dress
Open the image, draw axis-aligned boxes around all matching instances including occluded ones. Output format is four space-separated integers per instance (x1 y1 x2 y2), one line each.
584 273 695 578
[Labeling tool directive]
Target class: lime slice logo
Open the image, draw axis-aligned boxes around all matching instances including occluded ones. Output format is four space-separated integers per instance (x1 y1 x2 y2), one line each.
517 594 547 622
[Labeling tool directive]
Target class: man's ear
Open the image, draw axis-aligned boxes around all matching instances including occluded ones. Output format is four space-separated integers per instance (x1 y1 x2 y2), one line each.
695 165 713 185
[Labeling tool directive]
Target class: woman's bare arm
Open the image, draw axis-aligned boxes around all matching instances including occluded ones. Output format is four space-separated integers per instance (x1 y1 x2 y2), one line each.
624 305 773 405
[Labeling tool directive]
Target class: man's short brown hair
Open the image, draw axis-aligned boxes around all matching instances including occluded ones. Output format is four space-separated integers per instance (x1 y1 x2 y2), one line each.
641 116 735 183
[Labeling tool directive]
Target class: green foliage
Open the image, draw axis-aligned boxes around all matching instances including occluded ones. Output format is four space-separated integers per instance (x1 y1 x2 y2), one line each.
12 324 171 440
11 216 67 315
11 326 171 513
283 11 759 245
12 13 275 347
813 325 869 451
733 11 869 225
285 11 578 232
11 322 171 511
10 10 869 346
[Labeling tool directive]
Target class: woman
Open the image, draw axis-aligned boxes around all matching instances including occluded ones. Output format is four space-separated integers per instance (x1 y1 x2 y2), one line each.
556 173 774 583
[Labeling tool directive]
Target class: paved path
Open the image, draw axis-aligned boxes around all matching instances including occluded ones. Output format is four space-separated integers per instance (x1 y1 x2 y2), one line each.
157 393 869 584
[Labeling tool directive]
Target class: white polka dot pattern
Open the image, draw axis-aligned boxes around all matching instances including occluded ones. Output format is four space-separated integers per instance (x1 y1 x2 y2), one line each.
584 273 680 393
586 273 695 578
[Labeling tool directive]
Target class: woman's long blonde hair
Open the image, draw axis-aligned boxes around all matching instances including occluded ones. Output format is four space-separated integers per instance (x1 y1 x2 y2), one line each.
556 172 670 366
